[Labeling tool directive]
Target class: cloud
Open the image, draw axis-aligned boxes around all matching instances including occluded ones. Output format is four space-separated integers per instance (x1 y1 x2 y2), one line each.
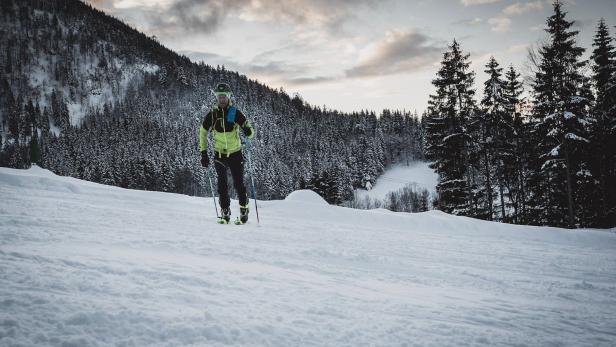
85 0 382 38
488 16 512 32
143 0 249 36
485 1 548 34
183 29 444 84
507 43 530 54
454 18 484 26
503 1 544 15
461 0 502 6
180 51 242 70
572 18 594 29
285 76 338 86
181 50 336 86
345 30 443 78
237 0 381 34
182 50 297 75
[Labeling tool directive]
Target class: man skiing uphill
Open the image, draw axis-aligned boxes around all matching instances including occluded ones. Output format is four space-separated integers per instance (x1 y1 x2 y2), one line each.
200 83 255 224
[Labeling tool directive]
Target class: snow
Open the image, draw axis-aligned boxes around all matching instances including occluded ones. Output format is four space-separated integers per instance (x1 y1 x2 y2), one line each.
355 161 438 202
67 102 84 126
1 166 616 346
49 123 61 137
565 133 589 142
577 169 592 177
135 62 160 74
284 189 328 205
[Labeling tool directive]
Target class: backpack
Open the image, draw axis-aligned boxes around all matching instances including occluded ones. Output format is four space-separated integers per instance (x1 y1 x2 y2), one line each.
226 106 237 123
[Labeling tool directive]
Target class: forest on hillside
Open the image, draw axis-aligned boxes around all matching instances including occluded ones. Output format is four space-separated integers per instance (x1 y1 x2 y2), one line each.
0 0 424 206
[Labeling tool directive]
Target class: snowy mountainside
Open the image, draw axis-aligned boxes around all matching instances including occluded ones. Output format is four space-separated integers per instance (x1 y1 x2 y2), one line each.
1 166 616 346
0 1 166 130
1 0 424 202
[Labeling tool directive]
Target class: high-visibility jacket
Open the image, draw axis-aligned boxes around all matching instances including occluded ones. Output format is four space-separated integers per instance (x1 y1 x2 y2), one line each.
199 103 255 157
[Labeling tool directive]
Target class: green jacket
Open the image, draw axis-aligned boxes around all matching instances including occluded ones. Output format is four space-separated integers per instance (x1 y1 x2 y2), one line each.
199 103 255 156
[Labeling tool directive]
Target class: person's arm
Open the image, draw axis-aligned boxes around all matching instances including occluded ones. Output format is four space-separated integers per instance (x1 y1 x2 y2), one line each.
236 110 255 139
199 112 213 152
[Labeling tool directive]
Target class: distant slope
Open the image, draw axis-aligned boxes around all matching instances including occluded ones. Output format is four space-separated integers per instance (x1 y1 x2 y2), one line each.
2 166 615 346
356 160 438 200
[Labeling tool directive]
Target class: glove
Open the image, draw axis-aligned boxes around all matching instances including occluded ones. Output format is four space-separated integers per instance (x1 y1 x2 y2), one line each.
244 138 252 148
200 151 209 167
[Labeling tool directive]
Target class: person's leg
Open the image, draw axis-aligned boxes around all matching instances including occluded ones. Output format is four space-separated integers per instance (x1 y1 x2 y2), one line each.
228 151 249 208
214 158 230 212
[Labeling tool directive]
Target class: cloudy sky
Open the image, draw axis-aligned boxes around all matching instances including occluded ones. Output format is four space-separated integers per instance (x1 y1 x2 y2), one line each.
86 0 615 114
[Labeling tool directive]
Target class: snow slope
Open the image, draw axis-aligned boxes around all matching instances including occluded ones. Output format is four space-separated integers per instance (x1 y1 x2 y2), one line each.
1 166 615 347
356 161 438 201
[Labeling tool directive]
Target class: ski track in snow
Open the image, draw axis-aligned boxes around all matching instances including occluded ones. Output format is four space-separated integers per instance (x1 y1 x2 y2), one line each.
1 166 616 347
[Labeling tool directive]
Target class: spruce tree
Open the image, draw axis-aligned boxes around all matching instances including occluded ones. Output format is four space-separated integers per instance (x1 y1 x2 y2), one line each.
590 18 616 227
502 65 527 223
472 56 509 221
30 134 40 165
425 40 476 215
527 1 592 227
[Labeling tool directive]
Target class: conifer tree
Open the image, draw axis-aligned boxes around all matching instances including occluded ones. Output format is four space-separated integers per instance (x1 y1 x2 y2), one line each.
589 18 616 227
527 1 592 227
502 65 527 223
425 40 476 215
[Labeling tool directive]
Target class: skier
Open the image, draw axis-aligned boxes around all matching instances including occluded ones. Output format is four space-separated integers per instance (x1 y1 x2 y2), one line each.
200 83 255 224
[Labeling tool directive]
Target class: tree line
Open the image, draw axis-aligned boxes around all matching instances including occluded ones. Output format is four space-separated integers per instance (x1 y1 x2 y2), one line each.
424 1 615 228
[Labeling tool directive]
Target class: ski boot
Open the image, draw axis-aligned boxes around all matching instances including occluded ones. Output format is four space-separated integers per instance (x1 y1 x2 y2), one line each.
234 204 249 225
217 207 231 224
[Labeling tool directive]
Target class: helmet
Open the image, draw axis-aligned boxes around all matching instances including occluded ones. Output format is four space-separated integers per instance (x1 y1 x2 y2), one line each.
214 83 232 97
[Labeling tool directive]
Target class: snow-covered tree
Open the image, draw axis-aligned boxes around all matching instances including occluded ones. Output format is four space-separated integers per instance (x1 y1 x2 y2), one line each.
425 40 476 216
527 1 593 228
589 18 616 227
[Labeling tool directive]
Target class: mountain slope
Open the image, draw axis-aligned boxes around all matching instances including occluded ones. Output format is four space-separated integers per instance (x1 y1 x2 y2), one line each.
1 166 615 346
0 0 424 202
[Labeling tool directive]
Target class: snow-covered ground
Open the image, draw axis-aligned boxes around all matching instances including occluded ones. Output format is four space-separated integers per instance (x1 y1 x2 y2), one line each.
355 161 438 202
1 166 616 347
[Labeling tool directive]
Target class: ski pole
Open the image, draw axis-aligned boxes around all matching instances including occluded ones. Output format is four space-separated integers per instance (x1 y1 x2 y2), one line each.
245 146 260 224
206 167 219 218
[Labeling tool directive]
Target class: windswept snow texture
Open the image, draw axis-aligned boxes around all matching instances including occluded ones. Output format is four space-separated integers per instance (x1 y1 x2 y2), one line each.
1 166 616 347
356 161 438 201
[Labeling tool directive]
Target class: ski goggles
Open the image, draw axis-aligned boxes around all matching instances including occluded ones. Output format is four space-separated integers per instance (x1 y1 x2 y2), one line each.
214 91 231 98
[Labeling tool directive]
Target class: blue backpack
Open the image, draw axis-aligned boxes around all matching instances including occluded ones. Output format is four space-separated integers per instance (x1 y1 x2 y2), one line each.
226 106 237 123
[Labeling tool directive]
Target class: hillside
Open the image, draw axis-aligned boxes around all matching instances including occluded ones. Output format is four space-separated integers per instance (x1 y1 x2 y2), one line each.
0 0 424 203
1 166 615 346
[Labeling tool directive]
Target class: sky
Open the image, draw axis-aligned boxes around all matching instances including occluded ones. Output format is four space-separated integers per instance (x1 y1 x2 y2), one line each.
85 0 616 114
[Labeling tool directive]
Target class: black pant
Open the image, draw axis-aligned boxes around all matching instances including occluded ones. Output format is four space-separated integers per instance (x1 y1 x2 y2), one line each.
214 151 248 209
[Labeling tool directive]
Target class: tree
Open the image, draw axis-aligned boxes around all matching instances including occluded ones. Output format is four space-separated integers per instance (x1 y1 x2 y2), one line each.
589 18 616 226
30 134 40 165
470 56 509 220
425 40 476 216
502 65 527 223
527 1 592 228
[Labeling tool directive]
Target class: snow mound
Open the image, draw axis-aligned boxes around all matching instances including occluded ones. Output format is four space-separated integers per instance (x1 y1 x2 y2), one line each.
0 165 84 194
7 164 57 177
284 189 328 205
